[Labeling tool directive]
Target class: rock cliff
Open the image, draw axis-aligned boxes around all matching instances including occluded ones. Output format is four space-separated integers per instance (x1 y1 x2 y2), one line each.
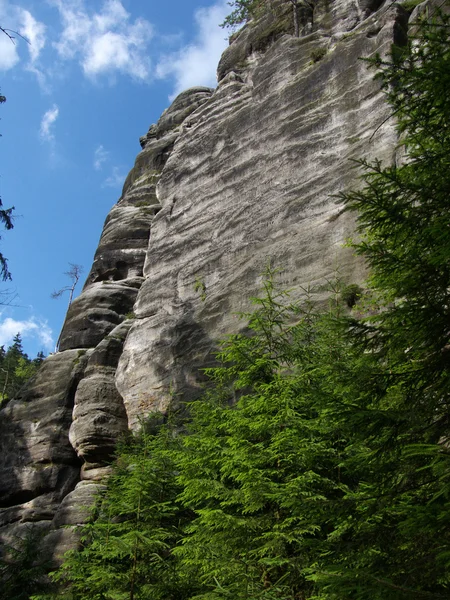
0 0 411 563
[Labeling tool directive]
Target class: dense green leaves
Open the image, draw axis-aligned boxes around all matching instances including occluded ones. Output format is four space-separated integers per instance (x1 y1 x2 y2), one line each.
0 526 51 600
51 420 197 600
0 334 44 404
220 0 265 30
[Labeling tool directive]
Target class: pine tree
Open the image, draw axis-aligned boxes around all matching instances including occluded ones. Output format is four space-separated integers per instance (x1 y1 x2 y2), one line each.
175 272 368 599
220 0 264 30
310 7 450 598
0 526 51 600
53 418 197 600
0 334 44 403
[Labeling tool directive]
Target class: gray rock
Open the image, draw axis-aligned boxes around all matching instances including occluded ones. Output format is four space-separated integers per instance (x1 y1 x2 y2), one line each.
0 350 90 559
117 1 405 427
0 75 213 561
58 281 139 351
139 87 213 149
69 322 131 464
84 206 156 286
51 481 106 528
0 0 419 561
0 350 89 507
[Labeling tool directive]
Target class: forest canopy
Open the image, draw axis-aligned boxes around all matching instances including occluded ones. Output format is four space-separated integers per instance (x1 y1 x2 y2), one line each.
0 334 44 405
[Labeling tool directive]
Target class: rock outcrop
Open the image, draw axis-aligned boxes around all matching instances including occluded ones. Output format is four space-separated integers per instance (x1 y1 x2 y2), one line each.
0 0 412 563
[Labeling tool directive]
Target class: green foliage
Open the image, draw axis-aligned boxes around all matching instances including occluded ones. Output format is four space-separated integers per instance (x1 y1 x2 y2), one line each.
339 283 362 308
310 46 327 63
0 526 51 600
323 8 450 598
400 0 423 13
0 334 45 404
175 275 349 599
193 279 207 302
221 0 265 30
52 418 198 600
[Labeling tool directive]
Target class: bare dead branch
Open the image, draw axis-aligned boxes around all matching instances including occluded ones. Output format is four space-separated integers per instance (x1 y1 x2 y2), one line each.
0 26 30 45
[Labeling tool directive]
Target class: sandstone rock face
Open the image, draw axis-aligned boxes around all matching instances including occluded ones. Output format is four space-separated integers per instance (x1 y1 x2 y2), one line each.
0 0 412 561
69 321 131 466
0 86 213 561
117 0 406 426
0 350 89 562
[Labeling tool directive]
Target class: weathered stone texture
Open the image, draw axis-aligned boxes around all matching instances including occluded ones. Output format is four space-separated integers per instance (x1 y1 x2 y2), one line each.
117 1 405 426
0 83 215 560
69 322 131 466
0 0 415 560
0 350 90 561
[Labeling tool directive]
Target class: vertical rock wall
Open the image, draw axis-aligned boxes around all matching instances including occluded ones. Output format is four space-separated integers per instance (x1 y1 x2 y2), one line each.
117 0 406 426
0 0 411 563
0 86 213 561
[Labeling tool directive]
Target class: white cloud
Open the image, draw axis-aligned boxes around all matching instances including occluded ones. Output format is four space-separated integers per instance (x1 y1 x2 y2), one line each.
94 144 109 170
0 317 54 351
103 166 125 188
40 104 59 142
0 32 19 70
19 8 47 88
156 1 229 98
52 0 153 81
0 4 46 76
19 9 46 64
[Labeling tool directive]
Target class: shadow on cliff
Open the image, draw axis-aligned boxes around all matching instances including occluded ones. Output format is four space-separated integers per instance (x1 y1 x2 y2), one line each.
0 353 87 564
0 407 31 509
165 302 220 417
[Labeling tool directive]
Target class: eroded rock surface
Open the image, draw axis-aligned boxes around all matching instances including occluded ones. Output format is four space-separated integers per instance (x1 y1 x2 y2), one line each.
0 350 89 562
0 86 213 561
69 321 131 467
117 0 406 426
0 0 414 561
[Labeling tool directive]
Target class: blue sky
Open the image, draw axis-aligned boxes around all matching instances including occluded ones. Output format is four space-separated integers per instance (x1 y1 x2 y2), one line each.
0 0 230 357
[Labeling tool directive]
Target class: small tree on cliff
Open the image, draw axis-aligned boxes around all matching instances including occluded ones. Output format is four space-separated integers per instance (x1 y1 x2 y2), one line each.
221 0 316 36
51 263 83 352
51 263 83 309
221 0 264 30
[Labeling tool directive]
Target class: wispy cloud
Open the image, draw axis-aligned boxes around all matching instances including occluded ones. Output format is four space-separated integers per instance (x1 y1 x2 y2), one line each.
94 144 109 170
40 104 59 142
0 1 228 95
0 4 46 77
156 1 229 99
0 33 19 70
0 316 53 351
103 166 125 188
19 9 46 63
52 0 154 81
19 8 47 88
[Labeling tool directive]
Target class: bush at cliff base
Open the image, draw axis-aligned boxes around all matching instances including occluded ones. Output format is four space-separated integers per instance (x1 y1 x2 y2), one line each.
31 5 450 600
